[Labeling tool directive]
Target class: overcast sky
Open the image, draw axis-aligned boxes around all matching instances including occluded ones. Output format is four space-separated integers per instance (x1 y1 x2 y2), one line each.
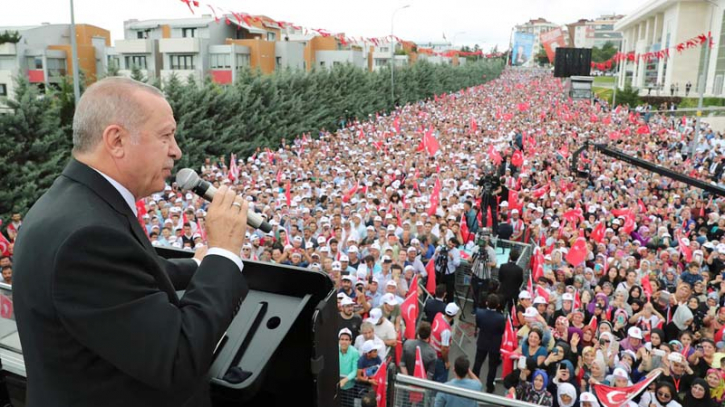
3 0 648 49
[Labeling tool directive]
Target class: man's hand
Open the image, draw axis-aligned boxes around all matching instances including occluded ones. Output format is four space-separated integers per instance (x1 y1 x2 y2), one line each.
193 245 208 262
205 186 249 254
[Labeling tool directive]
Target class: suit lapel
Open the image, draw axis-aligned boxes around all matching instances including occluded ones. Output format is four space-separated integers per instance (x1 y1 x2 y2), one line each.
62 158 179 304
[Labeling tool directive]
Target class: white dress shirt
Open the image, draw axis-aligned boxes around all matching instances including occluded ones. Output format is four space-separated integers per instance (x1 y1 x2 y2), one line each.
93 168 244 272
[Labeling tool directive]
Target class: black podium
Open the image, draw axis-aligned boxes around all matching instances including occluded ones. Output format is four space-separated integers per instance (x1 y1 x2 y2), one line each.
156 247 339 407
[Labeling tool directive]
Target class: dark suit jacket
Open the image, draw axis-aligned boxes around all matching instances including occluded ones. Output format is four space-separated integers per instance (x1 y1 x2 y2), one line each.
498 261 523 304
13 159 248 407
497 223 513 240
475 308 505 351
423 298 446 322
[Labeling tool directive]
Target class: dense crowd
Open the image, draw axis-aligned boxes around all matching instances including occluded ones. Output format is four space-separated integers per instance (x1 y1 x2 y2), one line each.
6 68 725 406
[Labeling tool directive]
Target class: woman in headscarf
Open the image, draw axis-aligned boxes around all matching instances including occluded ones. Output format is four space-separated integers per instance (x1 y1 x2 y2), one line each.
688 296 708 332
548 359 577 407
682 377 718 407
553 316 570 341
516 369 553 406
665 305 694 342
706 368 725 406
556 382 577 407
638 381 682 407
580 326 595 348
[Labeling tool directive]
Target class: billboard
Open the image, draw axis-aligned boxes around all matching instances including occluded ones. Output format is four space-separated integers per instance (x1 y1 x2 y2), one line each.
540 28 568 63
511 32 535 66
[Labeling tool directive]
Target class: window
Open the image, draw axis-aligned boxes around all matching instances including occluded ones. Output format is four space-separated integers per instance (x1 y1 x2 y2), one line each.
0 84 6 97
47 58 67 77
236 54 250 69
170 54 195 70
266 32 276 41
333 61 341 67
136 30 149 39
210 53 231 69
319 61 325 67
107 56 120 68
27 56 43 70
124 55 147 69
379 47 389 53
182 28 196 38
374 58 388 67
276 56 282 68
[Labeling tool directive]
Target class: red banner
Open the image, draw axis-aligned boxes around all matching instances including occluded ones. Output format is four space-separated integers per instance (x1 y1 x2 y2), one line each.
593 371 661 407
540 28 567 63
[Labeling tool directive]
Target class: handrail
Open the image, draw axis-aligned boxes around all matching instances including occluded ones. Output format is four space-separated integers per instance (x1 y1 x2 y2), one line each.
395 374 541 407
0 283 11 291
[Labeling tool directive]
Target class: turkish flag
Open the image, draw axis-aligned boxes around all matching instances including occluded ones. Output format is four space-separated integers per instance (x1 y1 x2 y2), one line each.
407 274 419 298
593 371 661 407
517 103 529 112
374 360 387 407
641 275 653 301
460 216 470 243
470 117 478 133
574 290 581 310
500 316 517 377
531 247 545 281
622 214 636 235
511 150 524 167
608 130 621 140
425 128 439 156
276 170 283 184
611 208 632 217
394 116 400 133
591 222 606 244
535 285 550 302
395 329 402 366
0 295 12 319
508 190 521 212
401 291 419 340
532 185 550 199
488 145 502 165
602 115 611 125
409 346 427 403
425 259 436 294
588 315 598 331
342 181 359 203
562 208 583 225
636 125 650 135
565 237 588 266
285 181 292 207
678 236 693 262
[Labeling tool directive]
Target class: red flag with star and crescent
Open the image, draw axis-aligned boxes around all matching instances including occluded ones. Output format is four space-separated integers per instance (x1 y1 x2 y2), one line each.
409 346 427 403
500 316 517 377
425 259 436 294
593 371 661 407
401 290 419 340
374 360 387 407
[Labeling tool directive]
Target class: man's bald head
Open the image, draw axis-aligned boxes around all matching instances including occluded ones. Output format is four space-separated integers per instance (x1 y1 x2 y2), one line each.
72 77 165 154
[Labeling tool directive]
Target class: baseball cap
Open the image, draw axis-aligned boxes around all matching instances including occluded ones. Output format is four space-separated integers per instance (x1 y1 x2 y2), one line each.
339 254 349 262
382 293 398 306
613 367 629 380
317 236 327 244
367 308 383 324
580 392 597 403
523 307 539 319
338 328 353 339
332 261 342 271
386 280 397 288
562 293 574 302
361 339 380 354
518 291 532 300
348 245 359 253
627 326 642 339
533 296 547 305
340 296 355 306
341 274 355 282
445 303 460 316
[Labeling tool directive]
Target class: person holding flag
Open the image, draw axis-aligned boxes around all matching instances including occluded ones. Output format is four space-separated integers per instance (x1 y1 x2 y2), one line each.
399 322 436 380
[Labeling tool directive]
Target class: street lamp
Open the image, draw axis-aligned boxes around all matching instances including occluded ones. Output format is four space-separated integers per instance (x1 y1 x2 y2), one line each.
69 0 81 105
693 0 718 154
391 4 410 106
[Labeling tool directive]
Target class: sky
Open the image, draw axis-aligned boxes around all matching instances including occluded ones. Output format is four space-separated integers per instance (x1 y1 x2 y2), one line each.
2 0 650 50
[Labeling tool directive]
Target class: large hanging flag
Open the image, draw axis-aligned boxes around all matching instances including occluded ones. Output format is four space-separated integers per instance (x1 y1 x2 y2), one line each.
593 371 661 407
401 290 419 340
374 360 388 407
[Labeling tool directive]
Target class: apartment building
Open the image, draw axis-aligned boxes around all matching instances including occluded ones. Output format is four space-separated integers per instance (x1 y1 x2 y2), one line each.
514 18 560 56
567 15 624 49
0 23 110 104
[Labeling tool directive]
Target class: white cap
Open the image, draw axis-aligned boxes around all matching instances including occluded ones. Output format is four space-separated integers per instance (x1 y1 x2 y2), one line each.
523 307 539 319
332 261 342 271
338 328 353 338
667 352 685 364
341 274 354 282
613 367 629 380
518 291 532 300
627 326 642 339
562 293 574 302
348 245 359 253
533 296 547 305
382 293 398 306
339 254 349 262
386 280 397 288
445 303 460 316
371 243 381 251
579 392 598 403
361 339 380 354
317 236 327 244
340 296 355 306
367 308 383 324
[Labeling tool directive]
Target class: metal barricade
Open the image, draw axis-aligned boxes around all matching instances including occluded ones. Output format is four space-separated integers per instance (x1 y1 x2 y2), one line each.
390 374 542 407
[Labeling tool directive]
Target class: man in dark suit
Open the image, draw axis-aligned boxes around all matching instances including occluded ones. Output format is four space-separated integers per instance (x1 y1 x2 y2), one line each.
473 294 506 393
423 284 447 322
496 213 513 241
13 77 250 407
497 249 523 311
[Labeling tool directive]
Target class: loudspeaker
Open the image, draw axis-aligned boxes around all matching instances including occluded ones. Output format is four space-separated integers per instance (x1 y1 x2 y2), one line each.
554 48 592 78
156 247 339 407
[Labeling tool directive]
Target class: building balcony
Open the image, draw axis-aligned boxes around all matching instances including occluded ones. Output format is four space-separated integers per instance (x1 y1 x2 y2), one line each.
159 38 201 54
115 39 154 54
0 43 16 56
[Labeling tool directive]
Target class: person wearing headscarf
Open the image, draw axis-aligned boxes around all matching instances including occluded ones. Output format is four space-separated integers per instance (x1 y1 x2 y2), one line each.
548 359 578 407
706 368 725 405
665 305 694 342
682 377 718 407
515 369 553 406
553 316 570 341
503 356 537 392
556 382 576 407
638 381 682 407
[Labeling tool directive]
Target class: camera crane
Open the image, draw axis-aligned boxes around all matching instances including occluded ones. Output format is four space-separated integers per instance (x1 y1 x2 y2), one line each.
571 141 725 197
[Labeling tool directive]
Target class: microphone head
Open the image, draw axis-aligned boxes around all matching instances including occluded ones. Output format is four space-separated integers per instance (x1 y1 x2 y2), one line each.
176 168 201 191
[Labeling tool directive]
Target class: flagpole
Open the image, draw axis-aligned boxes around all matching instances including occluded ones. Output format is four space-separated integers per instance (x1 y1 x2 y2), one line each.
69 0 81 105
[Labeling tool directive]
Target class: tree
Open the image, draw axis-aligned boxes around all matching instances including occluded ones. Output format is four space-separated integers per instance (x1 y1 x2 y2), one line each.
104 60 120 78
130 65 146 82
535 48 549 66
614 84 641 108
592 41 618 63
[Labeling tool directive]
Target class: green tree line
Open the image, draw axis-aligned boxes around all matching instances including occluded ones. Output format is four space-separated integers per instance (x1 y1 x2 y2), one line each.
0 58 503 223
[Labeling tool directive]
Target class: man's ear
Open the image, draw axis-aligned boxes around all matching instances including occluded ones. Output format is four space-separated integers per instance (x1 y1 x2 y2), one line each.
102 124 127 158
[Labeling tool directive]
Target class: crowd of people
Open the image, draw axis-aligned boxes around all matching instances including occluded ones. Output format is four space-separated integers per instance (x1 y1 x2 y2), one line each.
6 67 725 406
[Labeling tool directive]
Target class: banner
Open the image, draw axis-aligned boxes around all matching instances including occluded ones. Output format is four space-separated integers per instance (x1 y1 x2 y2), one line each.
512 32 535 66
592 371 661 407
540 28 567 63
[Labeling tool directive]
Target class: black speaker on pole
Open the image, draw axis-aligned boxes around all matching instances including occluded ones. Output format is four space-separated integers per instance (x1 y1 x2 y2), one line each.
554 48 592 78
156 247 339 407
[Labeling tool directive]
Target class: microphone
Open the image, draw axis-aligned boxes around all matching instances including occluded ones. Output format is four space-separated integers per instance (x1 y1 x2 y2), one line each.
176 168 273 233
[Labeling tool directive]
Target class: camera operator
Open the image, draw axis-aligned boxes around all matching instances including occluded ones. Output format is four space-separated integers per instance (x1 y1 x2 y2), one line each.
435 238 461 304
477 166 502 236
471 229 498 314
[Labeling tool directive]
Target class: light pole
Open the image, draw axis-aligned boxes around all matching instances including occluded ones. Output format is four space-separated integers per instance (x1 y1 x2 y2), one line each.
391 4 410 106
69 0 81 105
612 38 623 106
693 0 718 154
